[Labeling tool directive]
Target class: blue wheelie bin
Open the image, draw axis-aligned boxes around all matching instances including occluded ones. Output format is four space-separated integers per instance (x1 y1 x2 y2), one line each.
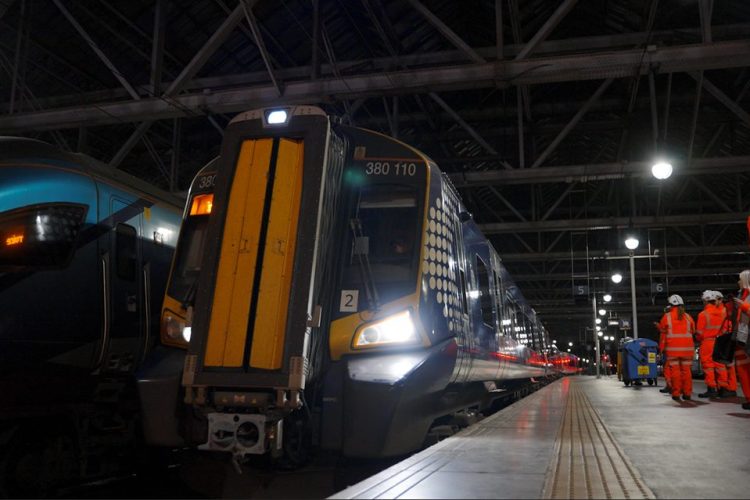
620 338 659 387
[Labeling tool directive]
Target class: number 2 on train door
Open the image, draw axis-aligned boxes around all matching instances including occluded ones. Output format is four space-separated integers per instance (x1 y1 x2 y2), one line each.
340 290 359 312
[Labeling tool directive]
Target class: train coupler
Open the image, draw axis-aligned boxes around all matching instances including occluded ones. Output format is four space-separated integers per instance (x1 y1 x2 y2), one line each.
198 413 283 458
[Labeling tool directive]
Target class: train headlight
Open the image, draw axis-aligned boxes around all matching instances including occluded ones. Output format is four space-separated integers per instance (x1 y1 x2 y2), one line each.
354 310 418 348
162 310 191 345
264 108 290 126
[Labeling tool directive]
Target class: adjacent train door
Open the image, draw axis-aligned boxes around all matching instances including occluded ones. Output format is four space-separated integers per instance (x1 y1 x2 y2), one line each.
102 197 145 373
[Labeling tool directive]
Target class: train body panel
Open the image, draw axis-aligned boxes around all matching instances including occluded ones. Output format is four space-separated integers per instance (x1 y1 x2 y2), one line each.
0 137 181 494
163 107 566 461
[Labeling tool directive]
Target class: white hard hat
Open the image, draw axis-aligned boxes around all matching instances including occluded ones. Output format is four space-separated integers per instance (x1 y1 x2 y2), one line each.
668 294 684 306
714 291 724 299
701 290 713 301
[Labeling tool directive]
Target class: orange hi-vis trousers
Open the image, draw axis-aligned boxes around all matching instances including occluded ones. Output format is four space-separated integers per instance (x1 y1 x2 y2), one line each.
663 361 673 386
716 360 737 391
735 346 750 398
668 356 693 398
699 338 718 388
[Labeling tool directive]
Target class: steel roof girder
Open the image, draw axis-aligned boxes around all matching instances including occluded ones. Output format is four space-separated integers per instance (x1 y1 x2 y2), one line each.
450 156 750 187
2 40 750 132
478 211 749 234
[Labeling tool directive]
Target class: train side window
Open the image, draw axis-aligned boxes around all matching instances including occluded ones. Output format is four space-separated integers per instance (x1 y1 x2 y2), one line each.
115 223 137 281
493 272 504 333
509 304 519 340
458 268 469 313
475 256 493 327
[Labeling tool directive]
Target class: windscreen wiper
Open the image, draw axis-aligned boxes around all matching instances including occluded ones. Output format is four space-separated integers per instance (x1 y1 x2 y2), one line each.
350 218 380 311
181 277 199 310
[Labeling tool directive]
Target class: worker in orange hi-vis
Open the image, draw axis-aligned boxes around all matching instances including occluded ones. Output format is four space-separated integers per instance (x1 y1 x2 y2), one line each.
658 294 696 402
696 290 726 398
713 291 738 398
656 313 672 395
732 270 750 410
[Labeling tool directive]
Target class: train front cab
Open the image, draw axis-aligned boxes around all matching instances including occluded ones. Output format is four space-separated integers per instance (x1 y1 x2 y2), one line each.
137 159 218 448
177 106 551 463
180 107 340 459
179 107 456 460
321 126 461 459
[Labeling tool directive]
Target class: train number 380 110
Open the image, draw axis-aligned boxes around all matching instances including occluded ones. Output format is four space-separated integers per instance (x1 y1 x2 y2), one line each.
364 161 417 176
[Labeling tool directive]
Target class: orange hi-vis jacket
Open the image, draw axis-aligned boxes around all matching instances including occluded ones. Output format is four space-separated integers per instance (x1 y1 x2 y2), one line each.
658 308 696 358
696 303 726 342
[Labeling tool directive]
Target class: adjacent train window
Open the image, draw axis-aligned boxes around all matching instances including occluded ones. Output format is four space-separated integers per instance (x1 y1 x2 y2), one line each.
344 184 420 306
115 223 137 281
0 203 86 271
475 256 494 327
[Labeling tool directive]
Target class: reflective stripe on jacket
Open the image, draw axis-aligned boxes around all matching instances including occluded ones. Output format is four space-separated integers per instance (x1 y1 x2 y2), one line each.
659 308 695 357
696 304 726 342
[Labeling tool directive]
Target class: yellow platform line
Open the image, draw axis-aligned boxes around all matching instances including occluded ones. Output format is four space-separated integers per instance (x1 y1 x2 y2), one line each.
543 380 655 500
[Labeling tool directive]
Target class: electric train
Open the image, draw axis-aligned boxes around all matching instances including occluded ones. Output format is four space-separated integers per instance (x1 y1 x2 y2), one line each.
137 158 217 448
139 106 572 465
0 137 182 496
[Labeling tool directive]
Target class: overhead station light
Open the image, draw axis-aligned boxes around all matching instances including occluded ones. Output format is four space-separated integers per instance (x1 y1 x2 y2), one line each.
611 273 623 284
651 161 673 180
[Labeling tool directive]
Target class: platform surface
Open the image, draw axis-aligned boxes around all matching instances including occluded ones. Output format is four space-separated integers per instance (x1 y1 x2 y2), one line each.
330 375 750 499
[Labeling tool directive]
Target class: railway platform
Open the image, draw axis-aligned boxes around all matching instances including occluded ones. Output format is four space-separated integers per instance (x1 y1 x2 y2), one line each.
330 375 749 499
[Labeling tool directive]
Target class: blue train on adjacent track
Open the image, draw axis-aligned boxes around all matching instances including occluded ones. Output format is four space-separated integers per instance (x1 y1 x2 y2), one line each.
0 137 182 496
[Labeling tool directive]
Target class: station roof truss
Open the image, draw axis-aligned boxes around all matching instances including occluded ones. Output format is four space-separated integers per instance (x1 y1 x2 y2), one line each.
1 0 749 345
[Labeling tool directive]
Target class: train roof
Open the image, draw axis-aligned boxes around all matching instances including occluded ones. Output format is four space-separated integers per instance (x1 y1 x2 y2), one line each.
0 137 184 208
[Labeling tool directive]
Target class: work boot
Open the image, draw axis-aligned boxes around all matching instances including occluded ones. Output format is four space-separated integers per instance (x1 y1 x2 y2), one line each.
718 388 737 398
659 386 672 394
672 396 681 402
682 394 691 401
698 387 718 398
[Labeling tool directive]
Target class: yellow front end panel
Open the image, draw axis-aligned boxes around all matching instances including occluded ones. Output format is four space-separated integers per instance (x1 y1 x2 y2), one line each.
249 139 304 369
204 139 273 367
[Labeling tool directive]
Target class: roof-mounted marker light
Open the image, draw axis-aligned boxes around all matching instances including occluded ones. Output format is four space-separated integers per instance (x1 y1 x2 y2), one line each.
266 109 289 125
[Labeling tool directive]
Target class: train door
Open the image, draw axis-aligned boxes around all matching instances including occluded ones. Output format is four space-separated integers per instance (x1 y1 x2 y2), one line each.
103 197 144 373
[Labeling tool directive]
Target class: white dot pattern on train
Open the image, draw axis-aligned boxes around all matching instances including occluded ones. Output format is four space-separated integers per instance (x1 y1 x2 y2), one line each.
422 185 462 334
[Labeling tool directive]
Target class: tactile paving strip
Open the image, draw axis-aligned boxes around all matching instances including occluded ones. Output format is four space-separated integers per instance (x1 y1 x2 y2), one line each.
543 382 655 499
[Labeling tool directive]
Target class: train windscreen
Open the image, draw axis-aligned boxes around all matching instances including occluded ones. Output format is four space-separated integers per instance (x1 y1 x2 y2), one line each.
167 193 213 303
0 203 86 271
344 184 420 306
